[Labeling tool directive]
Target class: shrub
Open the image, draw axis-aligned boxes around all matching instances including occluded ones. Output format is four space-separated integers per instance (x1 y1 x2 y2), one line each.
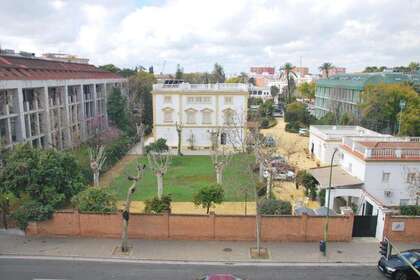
260 118 270 128
145 138 169 154
193 185 224 214
12 200 54 230
400 205 420 216
144 195 172 214
72 187 117 213
259 199 292 215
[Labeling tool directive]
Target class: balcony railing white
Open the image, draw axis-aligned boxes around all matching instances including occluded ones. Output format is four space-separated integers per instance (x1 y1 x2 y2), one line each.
153 83 249 91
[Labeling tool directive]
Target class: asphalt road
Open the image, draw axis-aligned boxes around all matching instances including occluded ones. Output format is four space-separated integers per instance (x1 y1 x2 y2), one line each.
0 257 386 280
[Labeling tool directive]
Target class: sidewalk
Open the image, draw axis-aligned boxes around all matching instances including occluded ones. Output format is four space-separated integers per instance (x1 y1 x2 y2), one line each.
1 234 419 264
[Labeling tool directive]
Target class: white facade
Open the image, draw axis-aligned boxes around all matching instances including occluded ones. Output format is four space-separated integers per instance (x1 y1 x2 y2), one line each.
308 125 385 165
152 83 248 149
249 86 272 101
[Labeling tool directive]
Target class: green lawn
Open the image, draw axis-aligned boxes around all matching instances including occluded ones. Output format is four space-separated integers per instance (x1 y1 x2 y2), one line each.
108 154 256 202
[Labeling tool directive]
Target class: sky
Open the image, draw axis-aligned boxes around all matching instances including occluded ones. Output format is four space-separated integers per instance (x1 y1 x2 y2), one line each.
1 0 420 75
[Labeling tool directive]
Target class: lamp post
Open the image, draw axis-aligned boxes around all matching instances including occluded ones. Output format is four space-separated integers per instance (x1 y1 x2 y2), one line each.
398 99 406 135
323 148 338 257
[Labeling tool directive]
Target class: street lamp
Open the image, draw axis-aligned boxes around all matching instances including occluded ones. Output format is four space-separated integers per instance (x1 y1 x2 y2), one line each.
323 148 338 257
398 99 406 135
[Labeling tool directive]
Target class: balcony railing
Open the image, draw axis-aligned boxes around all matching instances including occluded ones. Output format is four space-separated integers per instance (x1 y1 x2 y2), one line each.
153 83 249 91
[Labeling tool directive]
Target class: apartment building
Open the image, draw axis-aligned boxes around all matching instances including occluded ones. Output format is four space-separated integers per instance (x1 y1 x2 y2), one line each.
314 72 420 119
0 53 126 150
152 82 248 149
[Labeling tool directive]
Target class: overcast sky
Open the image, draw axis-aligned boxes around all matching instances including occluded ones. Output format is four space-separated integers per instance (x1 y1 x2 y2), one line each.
1 0 419 75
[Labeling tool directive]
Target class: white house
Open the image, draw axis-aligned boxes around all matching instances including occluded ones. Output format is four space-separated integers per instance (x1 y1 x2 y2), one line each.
310 135 420 239
249 86 272 101
309 125 385 165
152 82 248 150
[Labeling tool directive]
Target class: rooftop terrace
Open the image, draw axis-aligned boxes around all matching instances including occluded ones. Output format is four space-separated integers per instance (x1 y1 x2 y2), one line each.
341 136 420 161
310 125 383 141
152 82 249 92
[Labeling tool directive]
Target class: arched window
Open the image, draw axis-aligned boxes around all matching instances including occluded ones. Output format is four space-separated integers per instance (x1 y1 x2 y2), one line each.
223 109 235 125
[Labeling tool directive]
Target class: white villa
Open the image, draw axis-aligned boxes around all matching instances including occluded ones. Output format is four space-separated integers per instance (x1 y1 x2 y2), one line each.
309 125 385 165
152 82 249 150
249 86 272 101
309 130 420 239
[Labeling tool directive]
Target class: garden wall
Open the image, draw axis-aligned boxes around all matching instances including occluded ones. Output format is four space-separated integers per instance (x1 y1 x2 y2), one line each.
26 211 354 242
383 215 420 242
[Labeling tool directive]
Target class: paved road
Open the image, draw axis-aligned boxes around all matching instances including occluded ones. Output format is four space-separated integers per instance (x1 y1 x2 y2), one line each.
0 257 386 280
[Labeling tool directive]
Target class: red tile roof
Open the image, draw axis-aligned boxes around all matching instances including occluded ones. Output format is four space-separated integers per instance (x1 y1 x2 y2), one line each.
358 141 420 149
0 55 123 81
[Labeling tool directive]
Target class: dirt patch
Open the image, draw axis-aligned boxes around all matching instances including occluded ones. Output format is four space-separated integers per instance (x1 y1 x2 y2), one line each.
100 155 138 187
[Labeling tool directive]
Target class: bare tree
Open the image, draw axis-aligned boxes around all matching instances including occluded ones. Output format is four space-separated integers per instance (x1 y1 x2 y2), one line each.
254 135 279 198
147 152 171 199
209 128 232 185
121 163 146 252
88 145 107 187
226 110 249 153
136 122 146 155
176 121 183 156
187 130 196 150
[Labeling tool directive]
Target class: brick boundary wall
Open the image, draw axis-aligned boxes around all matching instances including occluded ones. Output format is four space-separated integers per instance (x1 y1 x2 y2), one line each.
383 215 420 242
26 211 354 242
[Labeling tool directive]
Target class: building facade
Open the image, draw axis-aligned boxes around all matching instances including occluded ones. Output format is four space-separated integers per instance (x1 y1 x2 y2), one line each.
249 86 272 101
310 135 420 239
309 125 384 165
321 67 346 78
0 54 126 150
152 83 248 149
314 72 420 119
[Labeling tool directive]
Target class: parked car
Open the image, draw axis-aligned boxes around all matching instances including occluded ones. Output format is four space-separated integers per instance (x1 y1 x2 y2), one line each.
263 136 276 147
271 155 287 164
377 249 420 280
298 128 309 136
272 109 283 117
197 274 244 280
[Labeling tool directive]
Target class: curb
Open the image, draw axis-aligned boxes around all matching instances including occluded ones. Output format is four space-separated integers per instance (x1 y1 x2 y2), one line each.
0 254 378 267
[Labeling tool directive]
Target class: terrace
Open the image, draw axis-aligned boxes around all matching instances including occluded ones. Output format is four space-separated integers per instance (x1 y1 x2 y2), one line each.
341 136 420 161
153 82 249 92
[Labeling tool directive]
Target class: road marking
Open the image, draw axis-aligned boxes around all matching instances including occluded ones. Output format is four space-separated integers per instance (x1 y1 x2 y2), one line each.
33 279 68 280
0 255 378 267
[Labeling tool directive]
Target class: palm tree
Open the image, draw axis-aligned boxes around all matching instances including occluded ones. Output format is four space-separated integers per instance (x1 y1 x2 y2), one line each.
319 62 334 78
280 63 297 103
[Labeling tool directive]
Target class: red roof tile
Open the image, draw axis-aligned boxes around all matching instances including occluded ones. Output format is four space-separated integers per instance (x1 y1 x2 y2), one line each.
358 141 420 149
0 55 123 81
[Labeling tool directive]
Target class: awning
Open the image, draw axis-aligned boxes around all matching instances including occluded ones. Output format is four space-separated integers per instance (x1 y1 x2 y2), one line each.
308 166 363 188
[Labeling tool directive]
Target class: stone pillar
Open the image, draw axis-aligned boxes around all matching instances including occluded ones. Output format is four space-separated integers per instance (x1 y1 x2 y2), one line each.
16 87 27 141
43 86 52 147
79 84 86 141
63 85 72 148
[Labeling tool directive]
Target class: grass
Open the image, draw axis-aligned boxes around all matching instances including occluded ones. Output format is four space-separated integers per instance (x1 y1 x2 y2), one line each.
108 154 256 202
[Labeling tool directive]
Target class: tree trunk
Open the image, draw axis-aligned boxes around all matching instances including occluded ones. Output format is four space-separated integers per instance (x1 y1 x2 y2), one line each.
266 173 271 199
259 162 264 183
256 211 261 255
177 130 182 156
206 204 210 214
139 135 145 155
93 170 99 187
157 172 164 199
121 182 136 252
216 166 223 185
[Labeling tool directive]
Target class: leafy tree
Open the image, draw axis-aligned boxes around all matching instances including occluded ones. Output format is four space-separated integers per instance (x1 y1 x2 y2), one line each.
316 112 337 125
319 189 326 206
145 138 169 154
193 185 224 214
128 71 156 133
280 63 297 103
259 199 292 215
211 63 226 83
107 87 129 132
360 84 420 136
319 62 334 78
297 81 316 101
339 112 356 125
248 77 256 86
175 64 184 79
98 64 120 73
400 205 420 216
284 102 312 126
363 66 387 73
182 72 211 83
408 62 420 74
144 195 172 213
270 85 280 99
225 76 241 83
258 100 274 118
71 187 117 213
2 145 85 208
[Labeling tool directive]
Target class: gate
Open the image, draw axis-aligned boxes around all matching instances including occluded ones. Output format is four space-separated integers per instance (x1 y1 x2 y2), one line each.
352 215 378 237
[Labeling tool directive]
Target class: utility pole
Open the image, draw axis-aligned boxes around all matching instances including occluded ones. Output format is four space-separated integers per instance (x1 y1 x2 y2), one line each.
323 148 338 257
